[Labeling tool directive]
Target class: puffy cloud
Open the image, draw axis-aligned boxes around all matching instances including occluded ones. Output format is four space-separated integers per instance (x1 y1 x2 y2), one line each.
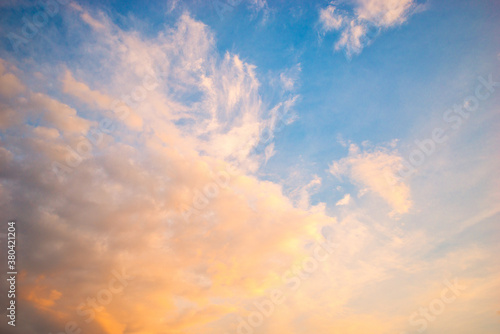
0 59 26 98
61 70 113 110
0 103 20 129
8 3 409 326
30 92 94 135
0 9 330 334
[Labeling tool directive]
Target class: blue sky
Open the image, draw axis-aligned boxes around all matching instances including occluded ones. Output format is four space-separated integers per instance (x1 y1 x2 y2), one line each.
0 1 499 333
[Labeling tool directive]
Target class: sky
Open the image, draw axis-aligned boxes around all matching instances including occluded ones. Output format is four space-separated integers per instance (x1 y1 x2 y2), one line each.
0 0 499 333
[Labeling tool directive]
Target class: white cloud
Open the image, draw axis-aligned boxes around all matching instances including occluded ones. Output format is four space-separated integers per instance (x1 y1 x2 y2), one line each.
264 142 276 164
329 143 412 216
0 55 328 334
280 63 302 92
319 4 344 31
1 3 497 334
356 0 415 27
248 0 267 11
336 193 351 206
335 19 367 56
30 92 94 135
290 174 322 210
319 0 424 56
0 10 325 332
54 7 296 172
167 0 180 13
61 69 113 110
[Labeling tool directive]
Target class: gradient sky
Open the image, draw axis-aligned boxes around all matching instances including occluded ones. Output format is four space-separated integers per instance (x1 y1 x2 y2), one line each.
0 0 499 333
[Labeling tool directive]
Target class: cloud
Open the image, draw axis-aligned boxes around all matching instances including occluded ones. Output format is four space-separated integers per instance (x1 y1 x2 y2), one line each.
63 6 288 171
30 92 94 135
329 143 412 216
319 4 344 31
70 2 107 30
319 0 424 56
61 69 113 110
289 174 322 210
335 19 367 56
280 63 302 92
356 0 416 27
336 193 351 206
60 69 144 130
0 59 26 98
0 57 327 333
264 142 276 164
0 3 497 334
0 9 330 334
248 0 267 11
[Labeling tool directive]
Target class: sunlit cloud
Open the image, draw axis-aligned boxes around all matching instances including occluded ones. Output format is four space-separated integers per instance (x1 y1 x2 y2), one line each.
329 143 412 216
0 1 498 334
319 0 426 56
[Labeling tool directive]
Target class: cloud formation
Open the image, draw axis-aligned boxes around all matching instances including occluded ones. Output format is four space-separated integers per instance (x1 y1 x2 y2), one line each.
319 0 424 56
0 2 498 334
0 7 338 334
329 143 412 216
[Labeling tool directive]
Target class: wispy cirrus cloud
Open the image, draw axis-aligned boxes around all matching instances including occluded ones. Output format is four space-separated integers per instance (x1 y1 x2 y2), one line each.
319 0 426 56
